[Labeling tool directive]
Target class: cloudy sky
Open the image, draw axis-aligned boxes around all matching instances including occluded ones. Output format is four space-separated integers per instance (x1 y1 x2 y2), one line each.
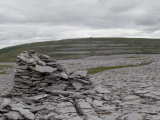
0 0 160 48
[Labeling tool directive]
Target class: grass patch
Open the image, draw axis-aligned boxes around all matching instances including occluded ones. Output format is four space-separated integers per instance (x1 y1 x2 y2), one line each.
126 56 137 58
0 65 13 68
68 63 81 65
86 62 151 74
140 101 147 104
0 65 13 70
51 54 88 60
0 71 8 74
136 58 145 60
0 65 13 74
104 111 112 114
68 63 75 65
112 89 119 92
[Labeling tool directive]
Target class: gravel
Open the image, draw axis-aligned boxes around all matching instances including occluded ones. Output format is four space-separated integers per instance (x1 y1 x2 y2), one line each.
0 63 15 96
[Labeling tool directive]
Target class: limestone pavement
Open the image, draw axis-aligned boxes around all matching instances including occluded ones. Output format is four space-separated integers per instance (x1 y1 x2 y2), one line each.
1 53 160 120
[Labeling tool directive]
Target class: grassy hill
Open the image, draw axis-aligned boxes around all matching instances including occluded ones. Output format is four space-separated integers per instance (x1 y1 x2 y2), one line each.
1 37 160 62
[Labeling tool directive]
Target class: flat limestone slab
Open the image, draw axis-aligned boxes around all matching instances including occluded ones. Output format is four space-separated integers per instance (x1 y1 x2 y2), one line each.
77 101 92 109
5 111 24 120
50 90 74 95
12 107 35 120
69 70 88 78
27 94 48 100
95 87 111 94
44 84 67 91
35 65 57 73
0 98 11 110
55 107 77 113
70 80 82 90
60 72 69 79
92 100 103 107
127 112 142 120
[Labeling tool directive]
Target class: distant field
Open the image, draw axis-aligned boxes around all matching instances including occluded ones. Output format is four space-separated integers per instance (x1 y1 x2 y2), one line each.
0 37 160 62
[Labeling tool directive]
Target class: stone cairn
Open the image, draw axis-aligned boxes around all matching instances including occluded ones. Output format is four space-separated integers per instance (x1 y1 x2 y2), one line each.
10 50 93 97
1 51 109 120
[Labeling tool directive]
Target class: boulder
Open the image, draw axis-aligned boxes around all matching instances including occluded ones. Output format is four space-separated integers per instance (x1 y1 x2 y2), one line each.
95 87 111 94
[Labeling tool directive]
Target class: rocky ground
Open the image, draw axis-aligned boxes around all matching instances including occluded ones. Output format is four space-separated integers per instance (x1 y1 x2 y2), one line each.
0 63 15 96
1 54 160 120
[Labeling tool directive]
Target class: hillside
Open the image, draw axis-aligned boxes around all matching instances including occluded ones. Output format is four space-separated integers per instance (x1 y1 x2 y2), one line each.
1 37 160 62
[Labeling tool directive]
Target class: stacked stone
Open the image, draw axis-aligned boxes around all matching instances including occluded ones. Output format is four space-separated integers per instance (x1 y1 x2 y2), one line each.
0 51 108 120
10 50 93 98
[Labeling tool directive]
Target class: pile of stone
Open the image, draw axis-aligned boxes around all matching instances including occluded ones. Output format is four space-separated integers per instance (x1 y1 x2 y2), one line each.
9 50 93 97
1 51 105 120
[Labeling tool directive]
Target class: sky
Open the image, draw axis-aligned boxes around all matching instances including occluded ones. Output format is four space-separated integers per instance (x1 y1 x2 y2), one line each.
0 0 160 49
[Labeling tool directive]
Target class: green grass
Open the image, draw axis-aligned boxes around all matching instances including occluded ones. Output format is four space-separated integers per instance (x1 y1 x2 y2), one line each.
140 101 147 104
68 63 81 65
0 65 13 70
112 89 119 92
86 62 151 74
0 65 13 74
104 111 112 114
126 56 137 58
0 71 8 74
51 54 87 60
1 37 160 62
142 117 145 120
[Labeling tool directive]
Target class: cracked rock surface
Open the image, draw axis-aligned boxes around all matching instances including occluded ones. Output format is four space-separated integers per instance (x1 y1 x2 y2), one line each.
1 53 160 120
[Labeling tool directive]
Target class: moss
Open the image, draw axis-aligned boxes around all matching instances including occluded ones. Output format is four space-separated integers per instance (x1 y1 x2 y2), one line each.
104 111 112 114
68 63 81 65
113 89 119 92
0 65 13 68
86 62 151 74
0 65 13 72
140 101 147 104
151 77 156 80
0 65 13 74
0 71 8 74
126 56 137 58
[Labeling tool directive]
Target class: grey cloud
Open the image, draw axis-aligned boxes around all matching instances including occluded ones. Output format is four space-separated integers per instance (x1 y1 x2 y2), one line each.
0 0 160 48
0 0 159 29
